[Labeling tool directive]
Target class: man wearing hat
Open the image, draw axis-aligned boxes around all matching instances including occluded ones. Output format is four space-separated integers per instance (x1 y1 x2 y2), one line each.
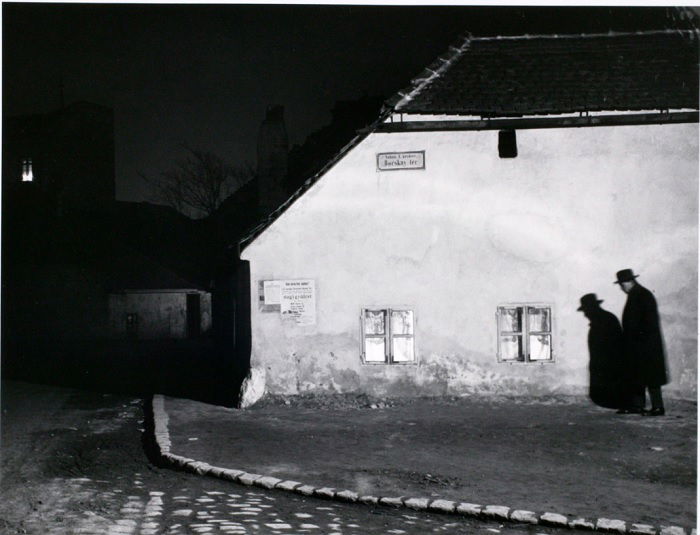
577 293 624 409
615 269 668 416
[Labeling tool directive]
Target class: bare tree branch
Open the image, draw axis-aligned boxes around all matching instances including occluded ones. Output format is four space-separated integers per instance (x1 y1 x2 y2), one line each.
139 146 254 218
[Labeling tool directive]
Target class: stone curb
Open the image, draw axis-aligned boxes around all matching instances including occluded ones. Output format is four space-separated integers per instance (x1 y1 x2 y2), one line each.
150 394 691 535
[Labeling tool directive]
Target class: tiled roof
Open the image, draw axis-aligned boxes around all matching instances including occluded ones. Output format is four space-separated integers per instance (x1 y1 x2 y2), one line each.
390 31 699 116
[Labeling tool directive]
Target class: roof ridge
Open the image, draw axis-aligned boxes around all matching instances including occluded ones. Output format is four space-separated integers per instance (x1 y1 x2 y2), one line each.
386 32 473 112
469 28 700 42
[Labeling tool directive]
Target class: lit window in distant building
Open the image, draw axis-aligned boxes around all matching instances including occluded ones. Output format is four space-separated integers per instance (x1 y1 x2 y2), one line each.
21 159 34 182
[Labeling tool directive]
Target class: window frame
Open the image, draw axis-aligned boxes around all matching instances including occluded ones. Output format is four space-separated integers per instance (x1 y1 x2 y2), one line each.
496 303 554 363
360 307 417 365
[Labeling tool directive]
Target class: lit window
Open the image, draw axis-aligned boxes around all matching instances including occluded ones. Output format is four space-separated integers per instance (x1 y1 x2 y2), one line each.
21 159 34 182
361 308 415 364
497 305 552 362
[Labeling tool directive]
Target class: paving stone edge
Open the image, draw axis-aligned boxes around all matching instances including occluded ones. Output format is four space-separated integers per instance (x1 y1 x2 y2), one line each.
150 394 691 535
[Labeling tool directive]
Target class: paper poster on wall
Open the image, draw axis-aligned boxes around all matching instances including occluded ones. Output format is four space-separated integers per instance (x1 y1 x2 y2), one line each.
280 280 316 325
263 280 281 305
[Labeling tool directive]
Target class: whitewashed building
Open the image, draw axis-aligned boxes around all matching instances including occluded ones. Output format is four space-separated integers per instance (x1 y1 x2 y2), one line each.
239 26 698 402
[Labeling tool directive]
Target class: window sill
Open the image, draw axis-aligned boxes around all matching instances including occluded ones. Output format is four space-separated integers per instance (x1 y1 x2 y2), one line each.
498 360 556 365
361 361 419 366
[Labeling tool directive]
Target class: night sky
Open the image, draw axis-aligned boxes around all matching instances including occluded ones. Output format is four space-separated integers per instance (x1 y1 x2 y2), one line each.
3 4 679 204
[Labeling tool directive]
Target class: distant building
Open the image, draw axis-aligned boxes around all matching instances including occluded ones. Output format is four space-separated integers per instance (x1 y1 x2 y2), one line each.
3 101 115 210
109 290 211 340
4 197 213 345
107 251 212 340
109 289 211 340
239 23 699 403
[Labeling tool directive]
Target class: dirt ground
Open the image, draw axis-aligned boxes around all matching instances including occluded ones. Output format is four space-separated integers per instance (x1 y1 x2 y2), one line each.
166 393 697 529
0 381 149 533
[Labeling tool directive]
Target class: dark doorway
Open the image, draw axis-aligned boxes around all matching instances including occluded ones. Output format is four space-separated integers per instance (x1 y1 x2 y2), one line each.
186 293 201 338
125 312 139 339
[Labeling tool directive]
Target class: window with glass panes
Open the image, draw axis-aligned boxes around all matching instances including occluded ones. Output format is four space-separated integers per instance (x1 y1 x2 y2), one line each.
497 305 552 362
361 308 415 364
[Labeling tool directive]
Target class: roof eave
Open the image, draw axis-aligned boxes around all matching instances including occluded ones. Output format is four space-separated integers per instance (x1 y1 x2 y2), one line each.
371 111 699 133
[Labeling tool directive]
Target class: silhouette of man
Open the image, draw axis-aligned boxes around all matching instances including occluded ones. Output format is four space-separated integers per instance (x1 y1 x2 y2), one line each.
615 269 668 416
577 293 624 409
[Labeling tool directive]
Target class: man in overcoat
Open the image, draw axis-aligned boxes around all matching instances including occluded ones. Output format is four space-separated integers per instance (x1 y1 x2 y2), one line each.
577 293 625 409
615 269 668 416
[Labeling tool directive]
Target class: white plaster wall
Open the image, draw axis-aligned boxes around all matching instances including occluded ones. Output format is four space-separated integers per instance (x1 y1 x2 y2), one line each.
242 123 698 399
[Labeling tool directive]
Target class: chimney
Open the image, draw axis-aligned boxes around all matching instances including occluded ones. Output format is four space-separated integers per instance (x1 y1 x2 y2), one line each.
256 105 289 216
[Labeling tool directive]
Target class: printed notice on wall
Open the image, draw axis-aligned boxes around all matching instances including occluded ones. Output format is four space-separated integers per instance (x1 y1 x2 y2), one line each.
377 151 425 171
263 280 281 305
280 280 316 325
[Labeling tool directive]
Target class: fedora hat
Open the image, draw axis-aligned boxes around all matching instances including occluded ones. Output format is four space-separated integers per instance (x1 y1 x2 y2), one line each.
577 293 604 311
614 269 639 284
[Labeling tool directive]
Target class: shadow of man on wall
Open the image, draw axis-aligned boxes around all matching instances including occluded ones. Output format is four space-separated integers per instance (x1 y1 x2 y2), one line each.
577 293 625 409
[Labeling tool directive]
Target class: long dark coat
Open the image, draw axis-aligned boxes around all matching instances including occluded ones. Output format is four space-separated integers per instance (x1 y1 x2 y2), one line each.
587 308 624 408
621 283 668 387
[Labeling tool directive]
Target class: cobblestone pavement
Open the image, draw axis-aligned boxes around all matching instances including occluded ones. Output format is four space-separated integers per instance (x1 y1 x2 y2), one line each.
15 474 582 535
0 381 589 534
